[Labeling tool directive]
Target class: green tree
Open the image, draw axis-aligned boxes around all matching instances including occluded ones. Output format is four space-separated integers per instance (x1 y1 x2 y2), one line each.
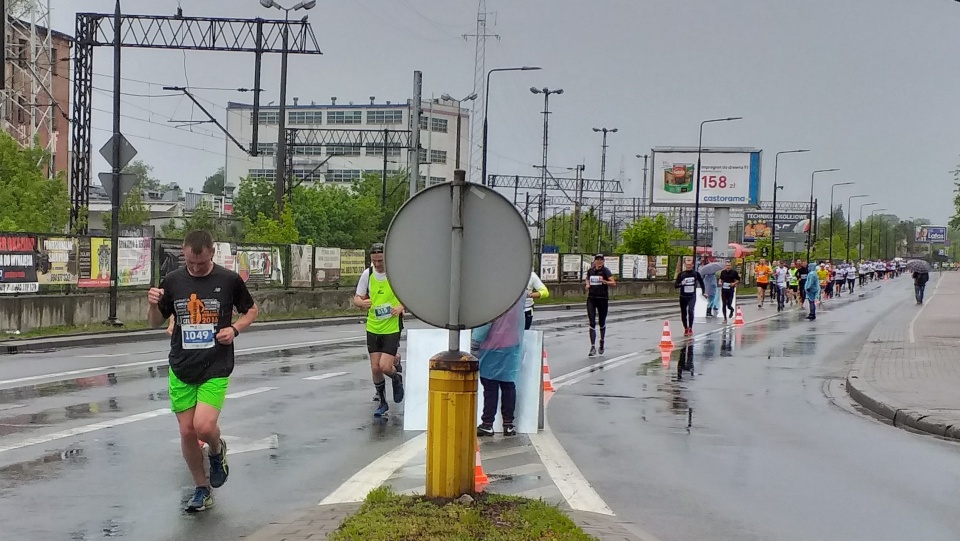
0 132 69 232
100 187 150 227
123 160 162 192
617 214 689 256
234 176 277 223
542 208 613 253
202 167 226 196
244 205 299 244
291 183 382 248
160 203 242 241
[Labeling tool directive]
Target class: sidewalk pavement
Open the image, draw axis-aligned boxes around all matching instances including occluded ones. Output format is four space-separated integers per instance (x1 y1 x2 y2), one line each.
241 434 653 541
846 272 960 440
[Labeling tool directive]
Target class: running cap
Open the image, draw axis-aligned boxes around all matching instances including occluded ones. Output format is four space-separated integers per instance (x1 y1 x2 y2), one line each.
594 254 604 260
370 242 385 254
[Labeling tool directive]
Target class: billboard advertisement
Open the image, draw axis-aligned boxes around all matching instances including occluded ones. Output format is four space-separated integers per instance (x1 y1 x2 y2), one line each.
78 237 152 287
539 253 559 282
77 237 113 287
340 249 366 278
290 244 313 287
36 237 79 285
621 255 651 280
235 245 283 285
743 212 809 243
650 148 761 207
915 226 947 244
0 234 39 293
315 247 342 284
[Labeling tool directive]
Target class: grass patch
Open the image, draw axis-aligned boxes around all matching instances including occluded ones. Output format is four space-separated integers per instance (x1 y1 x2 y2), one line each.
330 487 598 541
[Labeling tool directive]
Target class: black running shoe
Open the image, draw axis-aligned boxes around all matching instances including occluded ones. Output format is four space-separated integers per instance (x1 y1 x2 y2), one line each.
588 346 597 357
477 423 494 437
208 438 229 488
391 373 404 403
503 424 517 437
598 342 605 355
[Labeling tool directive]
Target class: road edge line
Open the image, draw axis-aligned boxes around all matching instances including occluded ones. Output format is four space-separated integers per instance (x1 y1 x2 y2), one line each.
908 272 942 343
318 432 427 505
528 424 615 516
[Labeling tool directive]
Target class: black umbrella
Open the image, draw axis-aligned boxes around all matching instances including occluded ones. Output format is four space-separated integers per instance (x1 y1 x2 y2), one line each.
905 259 932 273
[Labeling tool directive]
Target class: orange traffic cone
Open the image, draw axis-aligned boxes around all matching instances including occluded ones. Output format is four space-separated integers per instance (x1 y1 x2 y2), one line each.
542 348 555 392
659 321 674 349
734 306 745 326
475 440 489 492
660 349 671 369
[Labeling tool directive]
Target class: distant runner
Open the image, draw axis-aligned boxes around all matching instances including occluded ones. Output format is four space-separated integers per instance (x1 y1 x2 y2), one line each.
354 242 405 418
718 261 740 324
524 271 550 330
845 262 857 294
585 254 616 356
797 259 810 308
787 261 800 306
754 259 771 308
147 230 259 513
674 259 706 336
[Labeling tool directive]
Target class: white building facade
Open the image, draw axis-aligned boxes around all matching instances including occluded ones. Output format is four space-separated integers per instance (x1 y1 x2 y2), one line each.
224 98 470 192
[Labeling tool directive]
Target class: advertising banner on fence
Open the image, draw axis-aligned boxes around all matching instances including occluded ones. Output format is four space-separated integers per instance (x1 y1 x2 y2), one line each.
621 255 650 280
158 241 184 282
117 237 152 287
78 237 152 287
742 212 808 243
340 249 365 277
37 237 78 285
916 225 947 243
655 255 669 277
650 148 761 207
78 237 112 287
603 255 620 276
314 247 342 284
236 245 283 285
539 253 559 282
213 242 236 272
561 254 581 281
0 235 39 293
290 244 313 287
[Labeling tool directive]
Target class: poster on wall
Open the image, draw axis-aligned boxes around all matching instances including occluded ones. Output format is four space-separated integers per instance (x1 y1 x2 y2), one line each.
36 237 79 285
915 226 947 243
158 241 185 282
235 245 284 285
314 247 342 284
561 254 581 282
650 147 762 207
117 237 152 287
0 234 39 293
742 212 809 243
290 244 313 287
213 242 236 271
604 255 620 276
655 255 669 277
539 253 559 282
620 255 649 280
340 249 366 277
78 237 112 287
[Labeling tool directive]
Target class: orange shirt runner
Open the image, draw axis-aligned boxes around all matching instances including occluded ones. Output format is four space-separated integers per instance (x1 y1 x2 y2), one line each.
755 264 771 284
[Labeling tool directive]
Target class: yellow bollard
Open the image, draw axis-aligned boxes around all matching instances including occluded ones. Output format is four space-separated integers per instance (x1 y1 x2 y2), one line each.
425 350 479 498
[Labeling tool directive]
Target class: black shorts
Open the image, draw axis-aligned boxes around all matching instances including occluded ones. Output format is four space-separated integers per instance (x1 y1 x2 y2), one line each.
366 331 401 356
758 282 768 290
788 285 799 292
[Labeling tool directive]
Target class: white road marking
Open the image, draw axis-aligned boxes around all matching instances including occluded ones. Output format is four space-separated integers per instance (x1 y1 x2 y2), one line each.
77 353 132 358
0 387 277 454
319 433 427 505
529 422 614 516
225 386 276 399
303 371 349 381
909 274 941 343
552 353 639 387
228 434 279 455
0 336 365 388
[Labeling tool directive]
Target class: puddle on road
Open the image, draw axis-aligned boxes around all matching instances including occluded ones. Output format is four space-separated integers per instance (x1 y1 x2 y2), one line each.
0 397 122 436
0 446 87 489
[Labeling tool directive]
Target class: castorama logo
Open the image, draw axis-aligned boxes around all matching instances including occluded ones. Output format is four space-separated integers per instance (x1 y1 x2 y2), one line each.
703 195 747 203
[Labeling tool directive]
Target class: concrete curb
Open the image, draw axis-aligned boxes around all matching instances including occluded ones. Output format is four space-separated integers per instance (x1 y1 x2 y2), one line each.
0 300 676 355
846 364 960 441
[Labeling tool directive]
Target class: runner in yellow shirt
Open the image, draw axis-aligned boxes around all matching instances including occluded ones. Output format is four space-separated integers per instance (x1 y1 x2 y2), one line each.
754 259 771 308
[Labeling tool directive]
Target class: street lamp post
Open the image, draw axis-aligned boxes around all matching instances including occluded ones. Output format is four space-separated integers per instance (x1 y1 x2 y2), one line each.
858 202 878 260
828 181 854 261
692 117 742 268
440 92 478 170
806 168 839 262
869 207 886 259
532 87 563 255
772 149 810 263
481 66 541 186
846 194 868 261
593 127 617 253
260 0 316 218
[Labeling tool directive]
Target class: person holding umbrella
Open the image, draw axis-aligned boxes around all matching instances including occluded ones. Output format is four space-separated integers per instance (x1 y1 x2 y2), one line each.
699 259 725 318
906 259 932 304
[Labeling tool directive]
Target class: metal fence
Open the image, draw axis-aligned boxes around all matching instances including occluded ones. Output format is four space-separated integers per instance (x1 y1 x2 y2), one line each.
0 233 372 295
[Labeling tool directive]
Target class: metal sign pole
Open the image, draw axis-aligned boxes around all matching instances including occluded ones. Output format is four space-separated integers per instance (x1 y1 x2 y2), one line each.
426 170 479 498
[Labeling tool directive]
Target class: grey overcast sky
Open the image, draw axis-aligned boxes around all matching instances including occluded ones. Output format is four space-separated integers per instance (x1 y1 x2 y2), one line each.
50 0 960 224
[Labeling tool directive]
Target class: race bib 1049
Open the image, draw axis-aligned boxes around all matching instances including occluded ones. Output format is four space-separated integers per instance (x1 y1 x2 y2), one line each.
181 323 216 350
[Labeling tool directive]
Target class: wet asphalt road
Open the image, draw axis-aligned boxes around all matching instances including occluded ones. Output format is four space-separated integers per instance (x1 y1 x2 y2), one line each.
550 277 960 541
0 304 675 540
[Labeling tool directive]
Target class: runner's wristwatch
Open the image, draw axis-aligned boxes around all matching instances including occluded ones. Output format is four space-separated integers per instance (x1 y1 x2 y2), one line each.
230 325 239 337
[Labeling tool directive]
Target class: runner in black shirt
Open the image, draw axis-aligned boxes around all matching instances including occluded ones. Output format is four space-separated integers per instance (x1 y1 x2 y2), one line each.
585 254 615 357
147 230 258 513
796 259 810 308
674 259 706 336
718 261 740 324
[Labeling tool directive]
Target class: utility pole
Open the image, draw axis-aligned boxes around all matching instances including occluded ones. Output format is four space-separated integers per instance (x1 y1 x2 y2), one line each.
531 87 563 254
107 0 122 326
593 127 617 253
573 164 584 252
409 71 422 199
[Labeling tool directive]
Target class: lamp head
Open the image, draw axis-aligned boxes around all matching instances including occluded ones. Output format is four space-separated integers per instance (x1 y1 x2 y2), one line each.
465 93 478 101
530 87 541 94
260 0 277 8
440 93 453 101
555 89 564 95
521 66 542 71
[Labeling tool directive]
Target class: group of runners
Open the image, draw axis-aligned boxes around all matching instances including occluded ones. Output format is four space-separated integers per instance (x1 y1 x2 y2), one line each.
145 230 916 513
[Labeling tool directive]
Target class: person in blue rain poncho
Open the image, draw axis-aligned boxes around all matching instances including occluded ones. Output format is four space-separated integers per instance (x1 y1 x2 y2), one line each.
473 296 525 438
